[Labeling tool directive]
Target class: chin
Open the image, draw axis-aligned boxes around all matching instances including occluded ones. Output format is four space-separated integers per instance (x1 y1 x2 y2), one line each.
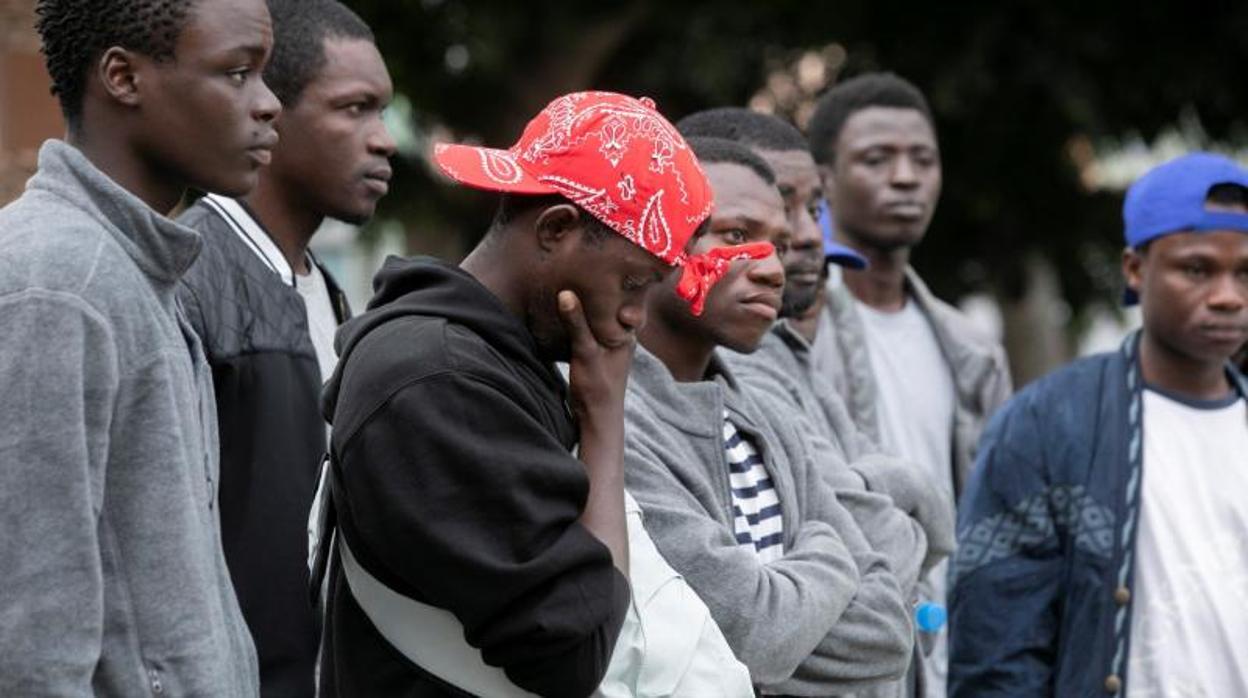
329 205 374 226
719 332 767 355
199 172 259 199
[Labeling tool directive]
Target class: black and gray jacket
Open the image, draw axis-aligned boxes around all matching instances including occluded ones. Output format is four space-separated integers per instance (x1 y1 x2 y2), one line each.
178 195 349 698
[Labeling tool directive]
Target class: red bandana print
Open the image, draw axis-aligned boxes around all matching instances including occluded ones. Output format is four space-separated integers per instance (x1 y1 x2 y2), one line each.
433 92 713 272
675 242 776 316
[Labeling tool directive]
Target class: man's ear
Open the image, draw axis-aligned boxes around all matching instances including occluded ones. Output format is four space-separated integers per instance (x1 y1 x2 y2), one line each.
533 203 581 255
97 47 145 108
817 163 836 199
1122 245 1145 297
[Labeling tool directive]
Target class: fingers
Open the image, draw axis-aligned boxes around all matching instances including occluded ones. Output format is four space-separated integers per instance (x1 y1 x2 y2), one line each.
556 290 597 358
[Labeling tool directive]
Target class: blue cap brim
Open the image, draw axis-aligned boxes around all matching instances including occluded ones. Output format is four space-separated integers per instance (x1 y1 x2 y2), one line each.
819 201 868 269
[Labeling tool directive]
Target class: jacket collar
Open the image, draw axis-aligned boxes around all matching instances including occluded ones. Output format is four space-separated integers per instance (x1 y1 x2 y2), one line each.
28 140 202 285
200 193 300 286
629 345 744 439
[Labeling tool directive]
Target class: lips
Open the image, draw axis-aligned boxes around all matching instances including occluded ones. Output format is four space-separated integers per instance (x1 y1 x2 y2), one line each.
247 131 279 166
1198 323 1248 344
739 290 782 320
881 201 925 219
363 166 393 195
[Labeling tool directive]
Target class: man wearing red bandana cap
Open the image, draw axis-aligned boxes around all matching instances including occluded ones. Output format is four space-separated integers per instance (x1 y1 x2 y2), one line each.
623 136 914 695
312 91 749 697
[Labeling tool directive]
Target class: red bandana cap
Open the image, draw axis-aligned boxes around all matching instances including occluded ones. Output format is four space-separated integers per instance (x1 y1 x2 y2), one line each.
434 92 723 307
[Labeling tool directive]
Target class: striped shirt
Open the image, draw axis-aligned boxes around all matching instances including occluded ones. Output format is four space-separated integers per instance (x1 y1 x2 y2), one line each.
723 412 784 563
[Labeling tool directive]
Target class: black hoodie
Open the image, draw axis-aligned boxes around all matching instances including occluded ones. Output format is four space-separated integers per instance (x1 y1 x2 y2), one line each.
318 256 629 697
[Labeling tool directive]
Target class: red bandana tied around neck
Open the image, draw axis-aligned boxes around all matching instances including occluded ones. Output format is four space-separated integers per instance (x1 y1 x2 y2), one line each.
676 242 776 316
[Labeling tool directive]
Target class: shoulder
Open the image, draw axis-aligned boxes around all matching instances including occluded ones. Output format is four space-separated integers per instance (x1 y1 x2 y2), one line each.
343 315 536 409
980 352 1119 461
0 190 114 294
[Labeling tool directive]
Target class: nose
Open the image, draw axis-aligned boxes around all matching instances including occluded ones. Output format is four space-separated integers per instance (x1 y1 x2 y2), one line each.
1208 272 1248 312
791 206 823 252
890 154 919 188
618 297 648 334
253 78 281 124
370 117 398 158
747 249 786 289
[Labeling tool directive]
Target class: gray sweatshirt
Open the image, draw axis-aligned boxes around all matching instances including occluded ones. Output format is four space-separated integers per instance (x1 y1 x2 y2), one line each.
623 347 912 696
0 141 258 696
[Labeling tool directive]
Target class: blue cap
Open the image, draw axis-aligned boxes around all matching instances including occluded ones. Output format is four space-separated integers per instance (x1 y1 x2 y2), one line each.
1121 153 1248 304
818 199 868 269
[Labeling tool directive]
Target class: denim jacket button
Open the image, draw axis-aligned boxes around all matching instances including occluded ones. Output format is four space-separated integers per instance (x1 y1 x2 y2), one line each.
1113 586 1131 606
1104 674 1122 693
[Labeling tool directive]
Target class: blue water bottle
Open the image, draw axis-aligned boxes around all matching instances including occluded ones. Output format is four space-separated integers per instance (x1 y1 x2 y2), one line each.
915 601 946 654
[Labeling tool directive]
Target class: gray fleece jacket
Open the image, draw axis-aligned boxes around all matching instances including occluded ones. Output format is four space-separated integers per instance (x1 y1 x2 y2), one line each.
624 346 912 696
812 271 1012 497
0 141 258 696
725 321 956 591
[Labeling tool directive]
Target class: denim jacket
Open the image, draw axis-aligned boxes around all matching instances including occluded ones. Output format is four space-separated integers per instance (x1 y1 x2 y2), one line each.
948 332 1248 696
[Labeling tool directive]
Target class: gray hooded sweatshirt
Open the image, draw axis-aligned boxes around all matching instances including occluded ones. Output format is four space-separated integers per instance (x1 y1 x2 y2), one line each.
624 347 912 696
0 141 258 696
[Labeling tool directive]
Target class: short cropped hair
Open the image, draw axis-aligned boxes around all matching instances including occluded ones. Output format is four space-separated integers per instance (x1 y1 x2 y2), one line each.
686 136 777 186
36 0 198 125
264 0 374 107
807 72 934 165
677 107 808 153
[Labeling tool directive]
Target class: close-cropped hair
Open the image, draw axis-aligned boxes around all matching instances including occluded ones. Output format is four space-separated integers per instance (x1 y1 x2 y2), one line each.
1207 182 1248 209
807 71 935 165
686 136 777 186
487 193 615 245
35 0 198 125
677 107 808 154
264 0 374 107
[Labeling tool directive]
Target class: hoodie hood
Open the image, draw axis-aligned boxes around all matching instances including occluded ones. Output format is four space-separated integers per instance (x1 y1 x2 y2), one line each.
322 255 559 422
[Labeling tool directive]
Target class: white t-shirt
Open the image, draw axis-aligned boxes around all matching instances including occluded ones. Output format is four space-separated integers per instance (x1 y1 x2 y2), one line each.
857 297 956 697
1126 388 1248 697
295 264 340 385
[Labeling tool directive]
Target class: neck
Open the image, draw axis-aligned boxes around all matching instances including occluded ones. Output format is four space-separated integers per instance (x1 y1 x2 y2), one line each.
243 176 323 276
69 125 182 215
839 233 910 311
461 235 527 319
638 319 715 383
788 287 825 343
1139 332 1232 400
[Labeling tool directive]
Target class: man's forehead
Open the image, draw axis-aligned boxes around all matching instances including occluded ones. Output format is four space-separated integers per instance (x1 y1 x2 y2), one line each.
307 38 393 98
839 106 936 147
757 149 819 192
182 0 272 46
706 163 784 218
1150 229 1248 256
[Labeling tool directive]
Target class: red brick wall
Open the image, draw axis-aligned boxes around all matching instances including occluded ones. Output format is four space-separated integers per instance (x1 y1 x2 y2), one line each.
1 0 63 205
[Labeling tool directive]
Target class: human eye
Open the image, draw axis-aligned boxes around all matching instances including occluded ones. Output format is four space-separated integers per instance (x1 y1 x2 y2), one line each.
719 228 747 244
1182 262 1209 279
622 274 648 292
226 67 252 86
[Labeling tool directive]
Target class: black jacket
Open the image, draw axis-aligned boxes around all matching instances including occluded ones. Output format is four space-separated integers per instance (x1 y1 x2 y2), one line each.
178 199 350 698
318 256 629 697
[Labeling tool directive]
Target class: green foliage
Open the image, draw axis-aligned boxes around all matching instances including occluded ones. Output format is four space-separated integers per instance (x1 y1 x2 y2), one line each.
351 0 1248 314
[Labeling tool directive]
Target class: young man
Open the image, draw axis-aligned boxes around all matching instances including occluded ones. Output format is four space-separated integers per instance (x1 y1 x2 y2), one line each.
807 72 1012 696
315 91 735 697
949 153 1248 696
679 108 957 697
176 1 394 693
625 136 913 696
0 0 280 694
